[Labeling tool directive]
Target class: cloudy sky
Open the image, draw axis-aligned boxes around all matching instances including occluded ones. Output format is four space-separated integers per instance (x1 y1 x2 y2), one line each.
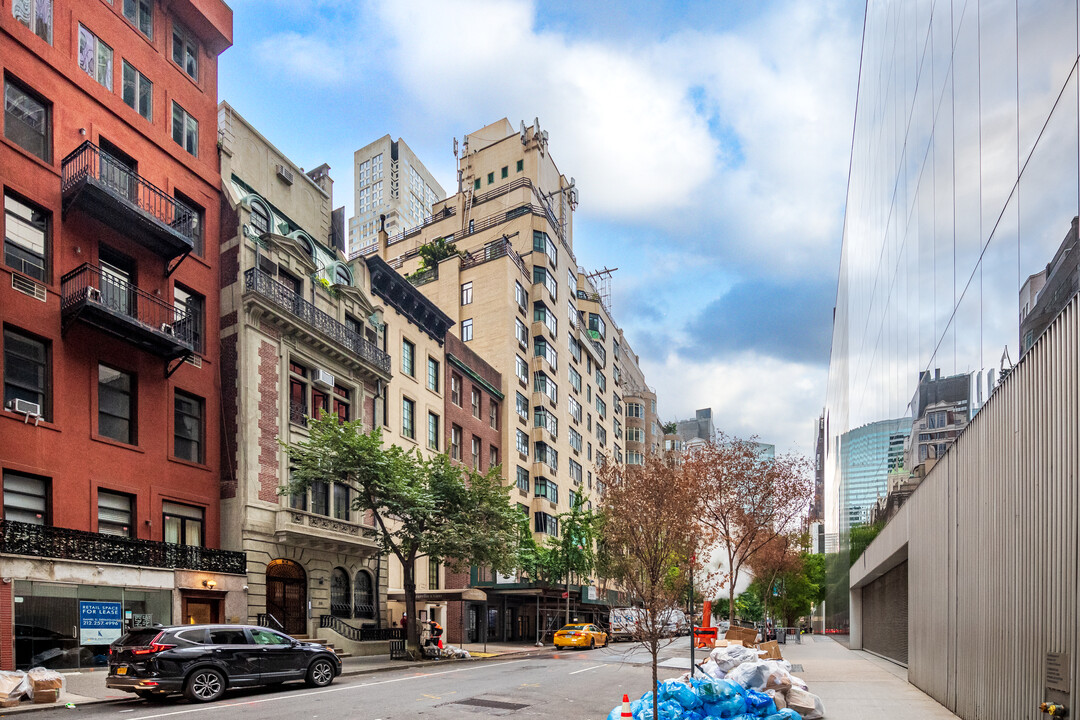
220 0 865 454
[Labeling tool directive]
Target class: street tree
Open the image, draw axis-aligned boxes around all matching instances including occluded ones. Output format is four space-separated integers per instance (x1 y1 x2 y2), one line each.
747 532 801 626
598 454 715 720
282 417 522 658
687 434 813 622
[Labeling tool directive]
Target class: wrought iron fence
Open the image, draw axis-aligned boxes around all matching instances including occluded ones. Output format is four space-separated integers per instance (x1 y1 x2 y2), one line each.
61 141 197 242
0 519 246 574
60 263 196 347
318 615 404 642
243 268 391 373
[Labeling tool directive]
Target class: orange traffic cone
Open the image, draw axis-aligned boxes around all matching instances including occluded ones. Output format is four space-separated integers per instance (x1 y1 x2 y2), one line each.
621 694 632 718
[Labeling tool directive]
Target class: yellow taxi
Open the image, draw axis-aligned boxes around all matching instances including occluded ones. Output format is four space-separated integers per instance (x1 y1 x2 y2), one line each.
553 623 608 649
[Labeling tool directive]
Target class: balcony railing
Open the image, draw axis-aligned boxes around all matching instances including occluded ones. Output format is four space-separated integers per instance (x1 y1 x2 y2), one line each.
0 519 246 574
61 142 197 259
244 268 392 374
319 615 403 642
460 237 529 279
60 263 195 358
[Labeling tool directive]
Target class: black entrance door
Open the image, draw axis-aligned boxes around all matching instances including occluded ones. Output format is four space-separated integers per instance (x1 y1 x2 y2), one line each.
266 559 307 636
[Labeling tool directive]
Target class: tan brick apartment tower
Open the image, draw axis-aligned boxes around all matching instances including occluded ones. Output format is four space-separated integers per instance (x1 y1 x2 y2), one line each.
0 0 243 670
361 119 653 639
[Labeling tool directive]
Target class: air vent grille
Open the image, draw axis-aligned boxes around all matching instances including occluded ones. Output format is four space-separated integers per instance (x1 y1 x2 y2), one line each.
12 274 46 302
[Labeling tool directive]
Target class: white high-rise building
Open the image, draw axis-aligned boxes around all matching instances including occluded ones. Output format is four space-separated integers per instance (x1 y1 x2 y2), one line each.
347 136 444 256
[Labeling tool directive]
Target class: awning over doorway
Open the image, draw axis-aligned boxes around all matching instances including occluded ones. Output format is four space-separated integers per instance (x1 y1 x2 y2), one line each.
387 588 487 602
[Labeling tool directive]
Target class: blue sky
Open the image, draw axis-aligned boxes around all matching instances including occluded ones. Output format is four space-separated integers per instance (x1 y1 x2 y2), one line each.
219 0 865 453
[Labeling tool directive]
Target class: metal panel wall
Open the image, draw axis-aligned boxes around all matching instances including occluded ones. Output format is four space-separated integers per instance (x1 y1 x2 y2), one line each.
854 295 1079 720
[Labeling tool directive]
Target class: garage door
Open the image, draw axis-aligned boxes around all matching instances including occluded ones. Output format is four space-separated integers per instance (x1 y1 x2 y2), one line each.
861 560 908 665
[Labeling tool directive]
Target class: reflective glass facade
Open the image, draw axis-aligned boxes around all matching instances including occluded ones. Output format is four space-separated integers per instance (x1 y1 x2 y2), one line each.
826 1 1080 630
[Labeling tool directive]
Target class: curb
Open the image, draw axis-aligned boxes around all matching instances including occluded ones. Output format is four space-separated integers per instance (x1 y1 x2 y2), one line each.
0 651 553 713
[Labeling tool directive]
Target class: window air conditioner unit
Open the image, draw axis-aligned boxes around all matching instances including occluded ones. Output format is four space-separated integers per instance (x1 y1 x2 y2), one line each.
276 164 294 185
313 368 335 390
160 323 174 336
10 398 41 417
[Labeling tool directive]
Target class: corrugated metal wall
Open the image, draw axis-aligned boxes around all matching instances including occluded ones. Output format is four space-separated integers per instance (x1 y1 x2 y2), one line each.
855 295 1079 720
862 561 908 665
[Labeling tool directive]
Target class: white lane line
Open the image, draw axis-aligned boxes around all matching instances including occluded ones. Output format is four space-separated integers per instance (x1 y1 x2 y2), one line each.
568 664 606 675
116 660 527 720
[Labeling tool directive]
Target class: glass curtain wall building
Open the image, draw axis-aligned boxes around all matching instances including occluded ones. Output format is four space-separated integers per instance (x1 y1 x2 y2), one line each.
825 0 1080 630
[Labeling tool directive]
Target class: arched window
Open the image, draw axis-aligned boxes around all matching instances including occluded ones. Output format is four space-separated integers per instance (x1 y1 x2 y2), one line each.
294 233 315 260
330 567 351 618
334 263 351 286
250 201 270 236
353 570 375 619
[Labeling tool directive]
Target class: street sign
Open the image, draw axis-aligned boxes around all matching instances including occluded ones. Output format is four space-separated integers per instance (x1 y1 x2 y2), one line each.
79 601 122 645
561 591 569 599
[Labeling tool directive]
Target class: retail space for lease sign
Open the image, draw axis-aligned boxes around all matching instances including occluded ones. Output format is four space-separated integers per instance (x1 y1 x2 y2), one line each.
79 601 122 645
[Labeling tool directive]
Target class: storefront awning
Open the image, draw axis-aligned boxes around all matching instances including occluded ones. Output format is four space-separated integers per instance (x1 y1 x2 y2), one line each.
387 588 487 602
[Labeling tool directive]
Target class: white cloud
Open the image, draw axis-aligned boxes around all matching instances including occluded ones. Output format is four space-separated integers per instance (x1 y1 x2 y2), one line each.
371 0 718 219
252 31 353 85
644 351 827 454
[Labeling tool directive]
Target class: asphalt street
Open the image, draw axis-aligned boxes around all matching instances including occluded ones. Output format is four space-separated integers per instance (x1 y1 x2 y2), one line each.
26 640 695 719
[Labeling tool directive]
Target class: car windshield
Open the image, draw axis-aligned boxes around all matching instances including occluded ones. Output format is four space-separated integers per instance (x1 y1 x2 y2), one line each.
115 629 160 646
560 624 589 631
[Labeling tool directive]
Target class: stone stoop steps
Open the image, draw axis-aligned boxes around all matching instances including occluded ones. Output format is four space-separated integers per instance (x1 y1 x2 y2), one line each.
294 635 353 659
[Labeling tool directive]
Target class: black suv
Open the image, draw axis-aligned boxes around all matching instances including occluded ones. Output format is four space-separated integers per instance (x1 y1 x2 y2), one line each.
106 625 341 703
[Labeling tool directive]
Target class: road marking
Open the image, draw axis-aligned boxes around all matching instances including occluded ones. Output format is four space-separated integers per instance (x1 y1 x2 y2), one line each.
568 664 606 675
115 660 527 720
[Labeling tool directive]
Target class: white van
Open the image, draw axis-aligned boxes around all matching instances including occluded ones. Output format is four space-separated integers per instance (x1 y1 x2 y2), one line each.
608 607 642 641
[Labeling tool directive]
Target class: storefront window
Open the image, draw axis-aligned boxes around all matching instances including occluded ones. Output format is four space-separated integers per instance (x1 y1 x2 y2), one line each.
13 581 171 669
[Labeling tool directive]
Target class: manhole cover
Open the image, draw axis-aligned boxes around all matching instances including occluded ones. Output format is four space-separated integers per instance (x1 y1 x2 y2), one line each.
789 664 804 672
453 698 529 711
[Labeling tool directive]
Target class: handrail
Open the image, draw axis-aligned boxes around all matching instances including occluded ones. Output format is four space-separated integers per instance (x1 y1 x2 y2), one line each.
459 238 529 279
256 613 285 632
318 615 403 642
60 263 197 348
243 268 391 374
61 141 196 243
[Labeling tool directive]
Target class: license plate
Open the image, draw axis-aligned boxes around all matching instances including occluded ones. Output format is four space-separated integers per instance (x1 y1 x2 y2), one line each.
116 667 127 675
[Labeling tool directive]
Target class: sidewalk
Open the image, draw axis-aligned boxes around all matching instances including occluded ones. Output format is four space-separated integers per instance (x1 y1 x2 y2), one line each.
780 636 958 719
0 642 547 714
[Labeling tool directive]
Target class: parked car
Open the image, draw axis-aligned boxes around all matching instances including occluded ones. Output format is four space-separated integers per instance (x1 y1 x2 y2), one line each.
106 625 341 703
553 623 608 650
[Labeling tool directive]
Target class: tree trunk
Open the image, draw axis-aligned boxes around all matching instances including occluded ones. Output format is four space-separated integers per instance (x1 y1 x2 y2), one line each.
650 639 659 720
403 556 421 659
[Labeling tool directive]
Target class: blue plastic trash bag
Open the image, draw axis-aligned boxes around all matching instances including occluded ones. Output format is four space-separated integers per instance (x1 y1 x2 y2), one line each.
742 689 777 716
631 699 644 715
659 680 684 701
682 711 705 720
768 711 801 720
640 691 655 707
634 705 655 720
606 707 622 720
671 681 702 710
658 699 684 720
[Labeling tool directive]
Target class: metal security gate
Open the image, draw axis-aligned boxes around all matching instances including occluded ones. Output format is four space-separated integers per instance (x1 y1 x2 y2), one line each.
266 559 307 636
862 561 908 665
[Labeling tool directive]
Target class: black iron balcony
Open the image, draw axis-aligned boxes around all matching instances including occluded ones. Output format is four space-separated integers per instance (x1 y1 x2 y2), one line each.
0 519 247 574
61 142 197 259
243 268 392 374
60 264 195 358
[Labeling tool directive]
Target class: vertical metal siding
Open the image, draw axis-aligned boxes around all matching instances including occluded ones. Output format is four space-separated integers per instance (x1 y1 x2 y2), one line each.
857 295 1080 720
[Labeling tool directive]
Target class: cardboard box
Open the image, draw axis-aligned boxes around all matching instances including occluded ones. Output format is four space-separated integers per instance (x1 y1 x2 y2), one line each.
0 674 22 698
759 640 783 660
0 698 21 708
32 689 58 704
28 669 62 692
725 626 759 647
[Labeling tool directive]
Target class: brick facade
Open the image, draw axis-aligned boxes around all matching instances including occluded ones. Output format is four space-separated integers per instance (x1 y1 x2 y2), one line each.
443 334 504 475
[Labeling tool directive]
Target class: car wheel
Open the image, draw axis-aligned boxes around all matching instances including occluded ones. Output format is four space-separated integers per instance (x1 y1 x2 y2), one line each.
589 639 595 650
306 658 336 688
184 668 226 703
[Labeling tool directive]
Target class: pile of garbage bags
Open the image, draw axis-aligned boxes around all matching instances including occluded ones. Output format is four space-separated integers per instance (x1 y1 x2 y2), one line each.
422 644 471 660
605 645 825 720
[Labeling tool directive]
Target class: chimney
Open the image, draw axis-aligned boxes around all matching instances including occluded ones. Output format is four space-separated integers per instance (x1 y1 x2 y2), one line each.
934 368 941 380
378 213 388 254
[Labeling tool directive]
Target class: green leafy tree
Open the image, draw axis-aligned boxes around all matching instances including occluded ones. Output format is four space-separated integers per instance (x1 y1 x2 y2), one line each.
849 521 885 566
733 588 764 623
758 552 827 627
417 237 458 272
282 417 522 658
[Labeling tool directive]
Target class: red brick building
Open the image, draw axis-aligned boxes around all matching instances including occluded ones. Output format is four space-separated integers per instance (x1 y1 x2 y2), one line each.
0 0 243 670
441 332 504 644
